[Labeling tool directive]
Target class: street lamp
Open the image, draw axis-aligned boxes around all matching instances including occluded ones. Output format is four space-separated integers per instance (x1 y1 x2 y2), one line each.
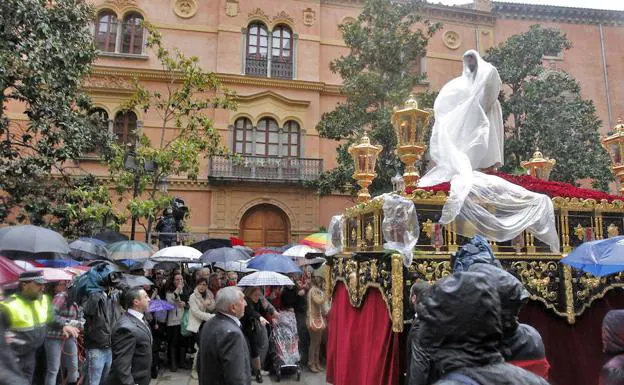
348 133 383 203
520 148 556 181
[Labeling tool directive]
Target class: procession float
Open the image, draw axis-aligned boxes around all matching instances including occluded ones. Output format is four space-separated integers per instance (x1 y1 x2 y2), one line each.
323 93 624 385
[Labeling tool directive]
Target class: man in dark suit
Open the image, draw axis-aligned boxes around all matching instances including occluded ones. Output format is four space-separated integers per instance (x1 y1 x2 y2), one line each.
198 286 250 385
108 288 152 385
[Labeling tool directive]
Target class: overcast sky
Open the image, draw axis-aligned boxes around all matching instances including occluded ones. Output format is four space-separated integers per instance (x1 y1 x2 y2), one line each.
432 0 624 11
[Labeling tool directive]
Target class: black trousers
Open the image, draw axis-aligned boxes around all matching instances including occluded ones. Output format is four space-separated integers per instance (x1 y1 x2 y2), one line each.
166 325 183 365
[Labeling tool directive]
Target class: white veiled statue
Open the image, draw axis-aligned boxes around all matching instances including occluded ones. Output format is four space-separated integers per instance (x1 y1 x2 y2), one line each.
418 50 560 252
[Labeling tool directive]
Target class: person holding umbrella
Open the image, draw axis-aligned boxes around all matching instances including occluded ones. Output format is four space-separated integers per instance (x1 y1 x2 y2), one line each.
241 286 277 383
165 273 190 371
0 271 76 382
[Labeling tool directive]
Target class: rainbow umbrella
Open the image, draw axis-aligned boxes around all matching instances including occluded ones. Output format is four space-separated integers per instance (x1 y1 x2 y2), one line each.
300 233 329 250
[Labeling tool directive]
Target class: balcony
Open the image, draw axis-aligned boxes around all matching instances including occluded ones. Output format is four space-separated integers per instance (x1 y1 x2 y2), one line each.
208 155 323 183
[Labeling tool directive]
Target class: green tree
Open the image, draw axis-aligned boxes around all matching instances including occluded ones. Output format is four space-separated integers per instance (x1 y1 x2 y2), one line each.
314 0 440 196
485 25 613 190
0 0 119 234
109 23 236 240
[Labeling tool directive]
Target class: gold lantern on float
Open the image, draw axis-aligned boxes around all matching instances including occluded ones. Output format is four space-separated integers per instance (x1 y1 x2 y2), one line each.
520 148 556 181
348 133 383 203
392 94 432 190
602 118 624 195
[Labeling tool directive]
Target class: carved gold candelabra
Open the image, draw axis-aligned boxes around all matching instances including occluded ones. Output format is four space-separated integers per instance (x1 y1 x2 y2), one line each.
520 148 556 180
348 133 382 203
602 118 624 195
392 95 432 190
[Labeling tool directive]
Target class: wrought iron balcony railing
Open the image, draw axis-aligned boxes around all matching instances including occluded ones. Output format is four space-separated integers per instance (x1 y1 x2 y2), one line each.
245 56 268 77
208 155 323 183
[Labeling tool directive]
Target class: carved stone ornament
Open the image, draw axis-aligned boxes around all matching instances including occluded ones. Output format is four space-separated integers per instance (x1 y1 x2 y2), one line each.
273 10 294 24
106 0 136 7
443 30 462 50
303 7 316 26
225 0 239 17
248 8 269 20
83 76 134 90
173 0 198 19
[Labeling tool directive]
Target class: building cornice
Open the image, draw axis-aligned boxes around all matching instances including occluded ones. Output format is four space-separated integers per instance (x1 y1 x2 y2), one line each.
91 66 344 96
423 3 496 26
493 2 624 25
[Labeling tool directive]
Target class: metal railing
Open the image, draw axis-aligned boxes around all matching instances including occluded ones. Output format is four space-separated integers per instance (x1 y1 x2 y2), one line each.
245 56 268 77
270 59 293 79
208 155 323 182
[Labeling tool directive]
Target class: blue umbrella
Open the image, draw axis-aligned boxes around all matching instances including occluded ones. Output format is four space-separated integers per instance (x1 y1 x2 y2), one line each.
561 236 624 277
148 299 175 313
247 253 302 274
35 259 81 268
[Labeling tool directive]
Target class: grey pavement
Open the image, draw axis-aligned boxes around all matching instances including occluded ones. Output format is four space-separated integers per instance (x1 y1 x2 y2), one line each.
151 368 329 385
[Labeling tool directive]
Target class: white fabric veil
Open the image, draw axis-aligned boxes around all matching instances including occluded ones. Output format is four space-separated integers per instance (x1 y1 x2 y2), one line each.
418 50 560 252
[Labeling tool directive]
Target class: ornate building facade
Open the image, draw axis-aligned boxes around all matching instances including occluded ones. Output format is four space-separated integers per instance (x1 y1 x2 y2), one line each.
62 0 624 244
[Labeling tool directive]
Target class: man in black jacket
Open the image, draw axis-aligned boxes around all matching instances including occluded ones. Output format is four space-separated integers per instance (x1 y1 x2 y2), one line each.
108 288 152 385
198 286 250 385
406 281 431 385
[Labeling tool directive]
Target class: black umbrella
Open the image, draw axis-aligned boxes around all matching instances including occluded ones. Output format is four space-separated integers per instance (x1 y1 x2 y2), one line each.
93 231 129 244
119 273 153 288
200 247 249 264
0 225 69 258
69 239 110 261
191 238 232 253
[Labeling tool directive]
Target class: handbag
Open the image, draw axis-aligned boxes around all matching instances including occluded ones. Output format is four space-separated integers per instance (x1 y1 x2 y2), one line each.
180 309 191 336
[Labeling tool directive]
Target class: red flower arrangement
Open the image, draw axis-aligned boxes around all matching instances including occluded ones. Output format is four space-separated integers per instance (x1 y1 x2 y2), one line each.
405 172 621 202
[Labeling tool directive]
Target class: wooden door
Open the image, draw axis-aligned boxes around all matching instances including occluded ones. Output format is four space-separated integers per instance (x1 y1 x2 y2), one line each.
240 204 289 248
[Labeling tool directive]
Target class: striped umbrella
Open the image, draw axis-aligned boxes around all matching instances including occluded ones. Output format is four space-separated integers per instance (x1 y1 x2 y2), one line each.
300 233 329 250
107 241 154 260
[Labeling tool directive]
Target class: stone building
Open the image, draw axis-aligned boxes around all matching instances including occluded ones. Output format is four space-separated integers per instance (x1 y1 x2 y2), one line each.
47 0 624 245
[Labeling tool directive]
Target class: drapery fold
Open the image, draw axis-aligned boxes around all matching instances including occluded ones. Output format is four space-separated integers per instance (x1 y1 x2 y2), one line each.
326 283 400 385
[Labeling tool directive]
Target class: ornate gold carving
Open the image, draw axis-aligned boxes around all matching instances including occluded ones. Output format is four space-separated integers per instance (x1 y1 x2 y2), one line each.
414 260 452 283
391 254 404 332
344 197 384 218
225 0 239 17
303 8 316 26
345 259 359 304
273 10 295 24
370 261 378 282
512 261 558 302
422 219 434 239
563 265 575 324
608 223 620 238
576 275 605 301
574 224 585 240
173 0 198 18
350 228 357 244
365 222 374 242
443 30 462 50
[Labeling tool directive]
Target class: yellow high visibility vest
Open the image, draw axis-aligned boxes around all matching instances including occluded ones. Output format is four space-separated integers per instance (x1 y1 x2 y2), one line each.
0 293 51 331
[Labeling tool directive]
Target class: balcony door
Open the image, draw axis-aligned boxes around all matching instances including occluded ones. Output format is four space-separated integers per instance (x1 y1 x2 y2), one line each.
240 204 289 249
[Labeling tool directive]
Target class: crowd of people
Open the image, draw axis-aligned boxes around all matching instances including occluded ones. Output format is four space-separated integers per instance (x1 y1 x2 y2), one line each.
0 261 330 385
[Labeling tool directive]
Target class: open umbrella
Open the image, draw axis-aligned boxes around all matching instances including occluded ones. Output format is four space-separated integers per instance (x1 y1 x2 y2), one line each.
283 245 321 258
119 273 153 288
108 241 153 260
35 259 81 268
93 231 129 244
237 271 294 287
190 238 232 253
150 246 202 263
254 247 284 256
148 299 175 313
201 247 250 264
233 245 254 256
562 236 624 276
0 256 25 286
0 225 69 257
69 239 110 261
300 233 329 250
247 253 301 274
39 268 74 282
214 259 257 273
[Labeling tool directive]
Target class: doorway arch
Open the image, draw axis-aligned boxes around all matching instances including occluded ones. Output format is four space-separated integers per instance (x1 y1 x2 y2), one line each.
239 204 290 248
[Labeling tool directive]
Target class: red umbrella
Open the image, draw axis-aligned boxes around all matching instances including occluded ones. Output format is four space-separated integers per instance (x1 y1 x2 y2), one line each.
0 255 25 286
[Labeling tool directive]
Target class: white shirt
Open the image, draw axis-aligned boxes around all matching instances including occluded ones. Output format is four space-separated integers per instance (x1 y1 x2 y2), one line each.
127 308 145 322
220 312 241 328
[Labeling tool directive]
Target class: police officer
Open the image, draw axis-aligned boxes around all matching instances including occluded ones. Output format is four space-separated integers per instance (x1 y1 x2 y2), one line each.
0 271 78 382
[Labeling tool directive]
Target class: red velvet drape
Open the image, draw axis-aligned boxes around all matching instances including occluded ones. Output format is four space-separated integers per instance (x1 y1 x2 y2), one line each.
326 282 400 385
519 290 624 385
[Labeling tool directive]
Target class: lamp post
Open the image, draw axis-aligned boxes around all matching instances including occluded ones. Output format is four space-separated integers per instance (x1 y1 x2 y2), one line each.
391 94 432 190
348 133 383 203
520 148 556 181
602 118 624 195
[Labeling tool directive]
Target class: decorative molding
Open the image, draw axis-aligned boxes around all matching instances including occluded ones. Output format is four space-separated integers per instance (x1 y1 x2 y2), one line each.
493 2 624 26
225 0 239 17
105 0 136 8
442 30 462 50
172 0 198 19
303 8 316 27
423 3 496 27
234 90 310 107
153 22 217 33
273 10 295 25
248 8 270 26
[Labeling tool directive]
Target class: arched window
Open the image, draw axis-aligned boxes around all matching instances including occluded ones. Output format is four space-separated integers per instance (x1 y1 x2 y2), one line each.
121 13 144 54
256 118 279 156
233 117 253 154
271 25 293 79
95 11 118 52
90 108 110 131
282 121 300 157
114 111 137 145
245 23 268 77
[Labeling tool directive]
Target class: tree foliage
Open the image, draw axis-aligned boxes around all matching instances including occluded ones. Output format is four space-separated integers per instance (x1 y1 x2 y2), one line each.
485 25 613 190
108 23 236 239
315 0 440 196
0 0 120 234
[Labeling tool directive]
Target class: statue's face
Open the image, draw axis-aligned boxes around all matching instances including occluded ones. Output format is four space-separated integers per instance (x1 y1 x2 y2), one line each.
465 54 477 73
